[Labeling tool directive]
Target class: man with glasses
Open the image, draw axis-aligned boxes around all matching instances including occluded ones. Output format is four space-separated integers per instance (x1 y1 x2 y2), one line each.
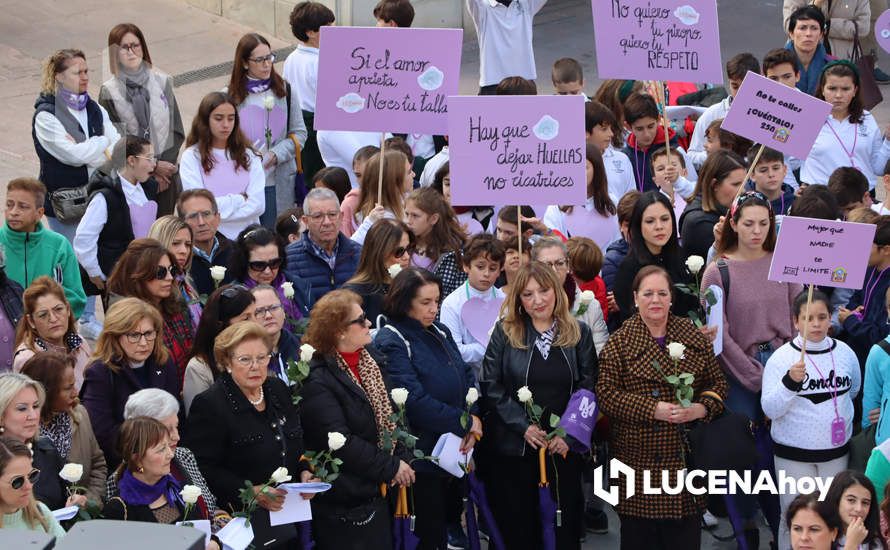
284 188 360 306
250 285 300 384
177 189 234 294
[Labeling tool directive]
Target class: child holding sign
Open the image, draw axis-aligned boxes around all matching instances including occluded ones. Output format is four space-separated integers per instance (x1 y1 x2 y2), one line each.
800 61 890 190
761 289 861 550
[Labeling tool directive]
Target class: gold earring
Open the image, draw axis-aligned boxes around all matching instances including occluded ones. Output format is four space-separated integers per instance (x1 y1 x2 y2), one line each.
138 465 144 473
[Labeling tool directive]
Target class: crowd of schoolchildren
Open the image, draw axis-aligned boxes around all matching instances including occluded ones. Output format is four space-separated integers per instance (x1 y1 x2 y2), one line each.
7 1 890 549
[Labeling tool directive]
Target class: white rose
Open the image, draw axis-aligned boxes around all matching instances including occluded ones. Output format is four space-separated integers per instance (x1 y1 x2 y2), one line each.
579 290 596 305
299 343 315 363
179 485 202 505
58 463 83 483
281 281 295 299
391 387 409 406
388 263 403 278
263 94 275 111
270 467 292 484
465 387 479 407
209 266 227 281
328 432 347 451
517 386 533 403
667 342 686 361
685 255 705 275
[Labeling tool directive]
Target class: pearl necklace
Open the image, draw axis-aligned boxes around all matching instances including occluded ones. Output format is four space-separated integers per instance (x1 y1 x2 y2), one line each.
248 387 265 406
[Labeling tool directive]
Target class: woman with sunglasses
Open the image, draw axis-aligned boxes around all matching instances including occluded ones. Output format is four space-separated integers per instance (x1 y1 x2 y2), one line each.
80 297 179 468
183 285 256 415
20 353 107 506
13 277 92 391
149 215 202 331
99 23 184 217
343 219 414 329
106 239 196 382
0 372 80 511
700 190 801 549
299 289 414 548
230 224 309 336
186 322 314 549
0 437 65 537
225 33 306 228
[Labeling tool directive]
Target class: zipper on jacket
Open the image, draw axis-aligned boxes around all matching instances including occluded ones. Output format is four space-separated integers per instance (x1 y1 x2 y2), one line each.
24 232 29 284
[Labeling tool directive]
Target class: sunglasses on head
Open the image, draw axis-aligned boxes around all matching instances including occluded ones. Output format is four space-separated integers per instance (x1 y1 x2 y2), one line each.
220 284 249 300
248 258 283 272
155 265 181 280
9 468 40 490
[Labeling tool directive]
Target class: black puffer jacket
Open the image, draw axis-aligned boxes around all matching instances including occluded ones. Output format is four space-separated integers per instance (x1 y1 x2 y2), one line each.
299 346 408 511
480 318 598 457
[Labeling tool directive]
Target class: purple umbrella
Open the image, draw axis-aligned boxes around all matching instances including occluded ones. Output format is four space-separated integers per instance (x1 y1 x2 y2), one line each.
538 448 557 550
393 486 419 550
465 472 505 550
297 520 314 549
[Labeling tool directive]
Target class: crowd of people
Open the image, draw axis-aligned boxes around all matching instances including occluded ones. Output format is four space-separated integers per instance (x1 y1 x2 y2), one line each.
7 1 890 550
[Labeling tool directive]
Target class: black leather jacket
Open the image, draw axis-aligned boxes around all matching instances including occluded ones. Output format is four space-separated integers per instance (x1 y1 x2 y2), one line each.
480 318 598 457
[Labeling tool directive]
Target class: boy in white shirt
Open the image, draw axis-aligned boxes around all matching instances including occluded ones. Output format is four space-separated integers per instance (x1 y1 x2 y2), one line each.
440 233 506 373
466 0 548 94
551 57 589 100
585 101 635 199
282 2 335 182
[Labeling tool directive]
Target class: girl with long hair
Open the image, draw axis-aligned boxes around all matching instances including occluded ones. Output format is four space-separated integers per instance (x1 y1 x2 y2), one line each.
405 187 468 299
351 150 413 245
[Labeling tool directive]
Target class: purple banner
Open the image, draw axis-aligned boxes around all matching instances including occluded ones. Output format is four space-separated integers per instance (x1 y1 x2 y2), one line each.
591 0 723 83
447 96 587 207
315 26 462 134
720 71 832 158
768 216 876 289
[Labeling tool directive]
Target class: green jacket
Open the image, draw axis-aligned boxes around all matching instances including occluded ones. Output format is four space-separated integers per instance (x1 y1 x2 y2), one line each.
0 222 85 317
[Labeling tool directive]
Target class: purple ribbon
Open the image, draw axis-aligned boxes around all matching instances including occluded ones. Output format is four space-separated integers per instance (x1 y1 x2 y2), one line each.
58 88 89 111
246 78 271 94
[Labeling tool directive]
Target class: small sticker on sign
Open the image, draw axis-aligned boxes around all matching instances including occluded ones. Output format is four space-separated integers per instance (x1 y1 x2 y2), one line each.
417 66 445 91
533 115 560 141
674 5 701 25
336 93 365 114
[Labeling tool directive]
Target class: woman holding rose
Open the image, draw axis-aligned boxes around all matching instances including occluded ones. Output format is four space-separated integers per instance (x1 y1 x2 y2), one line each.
479 261 598 550
596 265 726 550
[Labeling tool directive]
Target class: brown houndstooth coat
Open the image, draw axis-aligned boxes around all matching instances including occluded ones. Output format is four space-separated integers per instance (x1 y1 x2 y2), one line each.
596 313 727 519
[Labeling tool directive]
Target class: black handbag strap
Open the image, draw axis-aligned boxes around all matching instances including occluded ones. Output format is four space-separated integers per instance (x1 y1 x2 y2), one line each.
877 338 890 357
717 258 730 305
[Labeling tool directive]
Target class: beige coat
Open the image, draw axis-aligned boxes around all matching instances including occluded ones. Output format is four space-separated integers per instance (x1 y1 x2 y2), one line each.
783 0 871 59
65 404 107 504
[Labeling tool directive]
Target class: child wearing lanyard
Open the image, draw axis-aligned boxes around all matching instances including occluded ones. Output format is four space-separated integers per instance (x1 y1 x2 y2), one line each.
800 61 890 189
762 289 861 550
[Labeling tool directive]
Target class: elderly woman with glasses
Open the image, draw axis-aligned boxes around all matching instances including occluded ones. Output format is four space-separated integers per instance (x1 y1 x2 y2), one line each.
106 238 196 383
231 224 310 335
185 321 314 549
0 437 65 537
14 276 92 390
80 297 180 468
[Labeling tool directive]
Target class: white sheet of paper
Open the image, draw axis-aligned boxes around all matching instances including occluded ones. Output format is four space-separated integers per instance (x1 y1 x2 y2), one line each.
51 505 79 521
707 285 724 356
218 516 254 550
432 432 472 478
269 486 313 526
176 519 211 547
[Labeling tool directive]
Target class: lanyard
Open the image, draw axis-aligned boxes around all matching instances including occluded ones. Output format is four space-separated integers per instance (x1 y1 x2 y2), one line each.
804 341 841 421
858 267 888 318
633 149 645 192
826 119 858 168
465 281 497 300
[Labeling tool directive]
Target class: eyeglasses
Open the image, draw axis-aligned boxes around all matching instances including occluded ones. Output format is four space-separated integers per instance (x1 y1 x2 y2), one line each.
248 258 282 272
306 211 340 222
231 353 272 368
8 469 40 490
730 190 772 217
541 259 569 271
32 303 68 322
184 210 217 222
348 313 368 326
155 265 180 280
393 246 412 258
119 42 142 53
254 304 283 318
135 155 157 164
248 53 276 64
124 329 157 344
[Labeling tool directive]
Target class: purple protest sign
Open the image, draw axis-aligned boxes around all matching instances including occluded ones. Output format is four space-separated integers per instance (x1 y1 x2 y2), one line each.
447 96 587 206
315 26 462 134
591 0 723 83
877 10 890 54
721 71 832 158
768 216 876 289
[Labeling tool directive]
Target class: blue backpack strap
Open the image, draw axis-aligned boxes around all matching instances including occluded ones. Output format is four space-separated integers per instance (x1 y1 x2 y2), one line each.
382 324 411 360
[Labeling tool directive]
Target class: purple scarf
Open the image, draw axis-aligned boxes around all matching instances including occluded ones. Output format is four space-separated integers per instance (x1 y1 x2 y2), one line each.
246 77 271 94
58 87 89 111
118 468 183 508
243 272 303 323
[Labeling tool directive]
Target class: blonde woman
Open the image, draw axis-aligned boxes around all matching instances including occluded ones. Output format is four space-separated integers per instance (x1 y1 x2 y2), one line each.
80 297 179 468
0 437 65 537
149 215 202 329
